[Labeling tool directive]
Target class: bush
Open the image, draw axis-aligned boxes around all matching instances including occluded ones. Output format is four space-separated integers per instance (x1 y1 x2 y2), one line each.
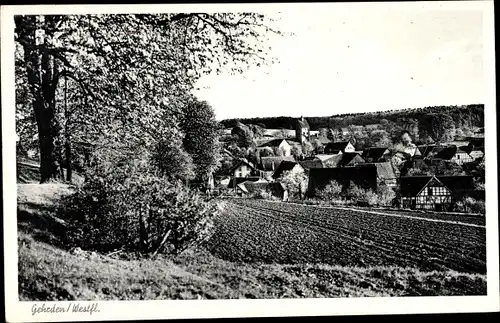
318 180 342 201
252 189 273 200
63 148 219 256
455 197 485 215
376 184 396 206
365 190 379 206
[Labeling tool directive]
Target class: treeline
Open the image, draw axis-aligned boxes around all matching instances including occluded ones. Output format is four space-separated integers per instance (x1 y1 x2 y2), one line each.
220 105 485 131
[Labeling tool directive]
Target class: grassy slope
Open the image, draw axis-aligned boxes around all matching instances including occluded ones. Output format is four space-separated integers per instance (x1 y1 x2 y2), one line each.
17 184 487 300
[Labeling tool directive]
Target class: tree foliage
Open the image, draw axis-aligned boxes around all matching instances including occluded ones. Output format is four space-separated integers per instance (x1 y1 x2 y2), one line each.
15 13 282 182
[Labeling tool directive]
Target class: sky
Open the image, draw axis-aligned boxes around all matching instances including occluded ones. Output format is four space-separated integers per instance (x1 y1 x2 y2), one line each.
192 4 485 121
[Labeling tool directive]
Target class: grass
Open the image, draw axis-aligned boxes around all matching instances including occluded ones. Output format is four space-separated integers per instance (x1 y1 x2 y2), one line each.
16 182 487 300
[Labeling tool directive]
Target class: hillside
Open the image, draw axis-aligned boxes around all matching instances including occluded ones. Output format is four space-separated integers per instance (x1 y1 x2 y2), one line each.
219 104 484 132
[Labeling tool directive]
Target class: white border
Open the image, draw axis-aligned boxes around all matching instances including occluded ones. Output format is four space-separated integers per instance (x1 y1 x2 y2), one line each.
2 2 498 322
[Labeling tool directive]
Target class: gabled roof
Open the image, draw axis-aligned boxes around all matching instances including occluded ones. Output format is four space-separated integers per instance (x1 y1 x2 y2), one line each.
323 153 365 167
229 158 256 173
399 175 475 197
324 141 353 153
361 147 390 161
260 156 295 171
272 161 304 179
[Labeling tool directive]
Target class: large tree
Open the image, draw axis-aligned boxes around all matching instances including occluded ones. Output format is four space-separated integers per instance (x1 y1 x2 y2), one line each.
15 13 282 182
180 97 221 183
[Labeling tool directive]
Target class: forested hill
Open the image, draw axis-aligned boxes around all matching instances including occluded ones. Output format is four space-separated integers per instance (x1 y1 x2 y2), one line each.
219 104 484 131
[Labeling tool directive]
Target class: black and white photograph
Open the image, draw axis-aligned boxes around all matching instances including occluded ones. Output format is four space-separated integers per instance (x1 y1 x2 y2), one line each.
2 1 499 322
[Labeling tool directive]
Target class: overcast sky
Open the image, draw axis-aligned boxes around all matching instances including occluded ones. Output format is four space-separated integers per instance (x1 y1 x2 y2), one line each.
193 4 485 121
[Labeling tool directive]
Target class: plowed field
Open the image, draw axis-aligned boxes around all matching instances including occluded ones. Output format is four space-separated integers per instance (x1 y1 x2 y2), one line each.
205 199 486 274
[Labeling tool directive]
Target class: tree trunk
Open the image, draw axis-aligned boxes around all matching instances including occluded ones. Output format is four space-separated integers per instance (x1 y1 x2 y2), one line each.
64 73 72 182
139 207 149 253
18 15 63 183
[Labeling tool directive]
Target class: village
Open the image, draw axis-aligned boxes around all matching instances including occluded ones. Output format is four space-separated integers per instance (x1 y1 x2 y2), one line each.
212 116 485 213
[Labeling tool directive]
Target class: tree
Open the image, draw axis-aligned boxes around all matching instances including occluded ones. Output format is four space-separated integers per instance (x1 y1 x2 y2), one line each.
280 169 308 200
369 129 391 148
180 98 221 182
290 145 303 160
15 13 283 182
259 147 275 158
301 141 314 157
231 122 254 148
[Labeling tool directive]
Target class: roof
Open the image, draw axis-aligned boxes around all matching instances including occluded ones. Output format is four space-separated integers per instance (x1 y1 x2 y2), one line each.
298 158 324 169
229 158 256 173
228 176 261 188
324 141 353 153
307 165 378 196
361 147 390 161
256 138 288 148
362 162 396 180
316 154 340 161
323 153 365 167
468 137 484 149
260 156 295 171
297 117 310 129
241 179 270 193
431 145 457 160
317 137 332 145
399 175 475 197
236 183 249 194
457 145 472 154
272 161 304 179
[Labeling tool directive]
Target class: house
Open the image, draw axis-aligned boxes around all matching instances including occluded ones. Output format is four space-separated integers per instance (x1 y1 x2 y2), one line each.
361 147 391 162
362 162 397 187
467 138 484 160
307 165 378 198
452 146 474 165
267 182 289 201
309 130 320 138
295 116 310 143
272 160 305 180
340 128 350 136
256 138 292 157
230 159 259 179
260 156 296 172
324 141 356 154
322 152 366 168
399 175 475 211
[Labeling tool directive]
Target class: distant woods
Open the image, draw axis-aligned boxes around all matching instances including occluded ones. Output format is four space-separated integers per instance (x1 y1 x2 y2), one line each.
220 104 485 144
